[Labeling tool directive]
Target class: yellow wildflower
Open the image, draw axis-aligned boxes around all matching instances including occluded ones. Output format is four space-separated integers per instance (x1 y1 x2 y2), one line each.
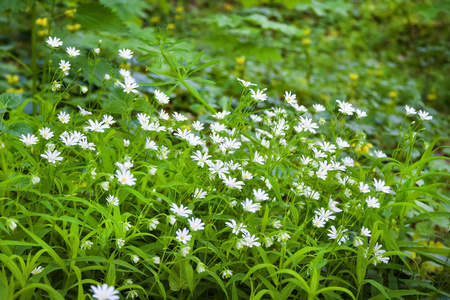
349 73 359 80
6 75 19 84
37 29 49 36
167 23 176 30
389 91 398 98
65 9 76 18
235 57 245 65
427 94 436 101
303 28 311 36
36 17 48 27
176 6 184 13
224 3 234 10
151 16 160 23
301 38 311 46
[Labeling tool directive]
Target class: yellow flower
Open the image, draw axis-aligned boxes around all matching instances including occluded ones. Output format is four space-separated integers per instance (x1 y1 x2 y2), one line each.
35 17 48 27
362 145 369 154
349 73 359 80
176 6 184 13
224 3 234 10
301 38 311 46
355 147 362 153
66 24 81 31
65 9 76 18
354 162 361 167
151 16 160 23
120 62 130 70
235 57 245 65
175 15 183 21
389 91 398 98
37 29 49 36
167 23 176 30
6 75 19 84
427 94 436 101
366 143 373 148
375 70 383 76
303 28 311 36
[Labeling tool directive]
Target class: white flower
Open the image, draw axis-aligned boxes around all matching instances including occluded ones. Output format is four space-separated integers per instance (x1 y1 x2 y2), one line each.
373 150 387 159
404 105 416 115
241 170 253 180
181 246 191 257
284 91 296 104
81 86 88 93
31 266 44 275
193 188 207 199
253 151 265 164
359 182 370 193
145 138 158 150
250 88 268 101
31 176 40 184
418 110 432 121
196 263 206 273
102 115 115 126
41 149 63 164
225 219 248 235
81 240 93 250
315 208 336 222
115 169 136 186
272 220 282 229
148 219 159 230
253 188 269 201
100 181 110 191
119 49 133 60
90 284 119 300
213 110 231 119
221 269 233 279
373 178 391 194
312 215 325 228
7 219 17 231
237 78 256 87
85 119 109 133
188 217 205 231
106 195 119 206
297 116 319 133
313 104 326 113
360 226 371 237
355 109 367 118
59 60 71 71
242 232 261 248
117 77 139 94
328 198 342 213
124 139 130 147
77 105 92 116
94 48 100 54
46 36 63 48
58 111 70 123
132 255 140 264
20 134 38 146
172 112 188 122
154 90 170 105
66 47 80 57
168 215 176 225
241 198 260 213
159 109 170 120
336 137 350 148
336 99 355 115
366 196 380 208
277 231 291 242
116 238 125 248
176 228 191 244
222 175 245 190
152 256 160 264
191 151 211 168
104 74 111 80
170 203 192 218
354 236 364 247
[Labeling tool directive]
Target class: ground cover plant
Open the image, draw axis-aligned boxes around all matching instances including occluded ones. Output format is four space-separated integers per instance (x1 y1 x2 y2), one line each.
0 1 449 299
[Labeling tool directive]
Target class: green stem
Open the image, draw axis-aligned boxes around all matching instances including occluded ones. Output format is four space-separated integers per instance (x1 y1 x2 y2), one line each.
31 0 38 115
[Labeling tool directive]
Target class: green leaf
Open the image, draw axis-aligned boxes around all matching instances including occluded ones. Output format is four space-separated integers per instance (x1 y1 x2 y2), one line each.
76 3 129 35
3 121 33 137
0 93 22 109
0 0 32 13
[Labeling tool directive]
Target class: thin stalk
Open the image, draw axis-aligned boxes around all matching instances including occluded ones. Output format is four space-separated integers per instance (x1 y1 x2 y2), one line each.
31 0 38 115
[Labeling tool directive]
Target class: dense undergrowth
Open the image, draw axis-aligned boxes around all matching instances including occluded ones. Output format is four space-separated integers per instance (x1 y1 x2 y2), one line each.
0 0 449 299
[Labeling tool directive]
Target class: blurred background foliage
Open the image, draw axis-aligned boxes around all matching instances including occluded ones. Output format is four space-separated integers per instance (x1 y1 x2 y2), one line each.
0 0 449 151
